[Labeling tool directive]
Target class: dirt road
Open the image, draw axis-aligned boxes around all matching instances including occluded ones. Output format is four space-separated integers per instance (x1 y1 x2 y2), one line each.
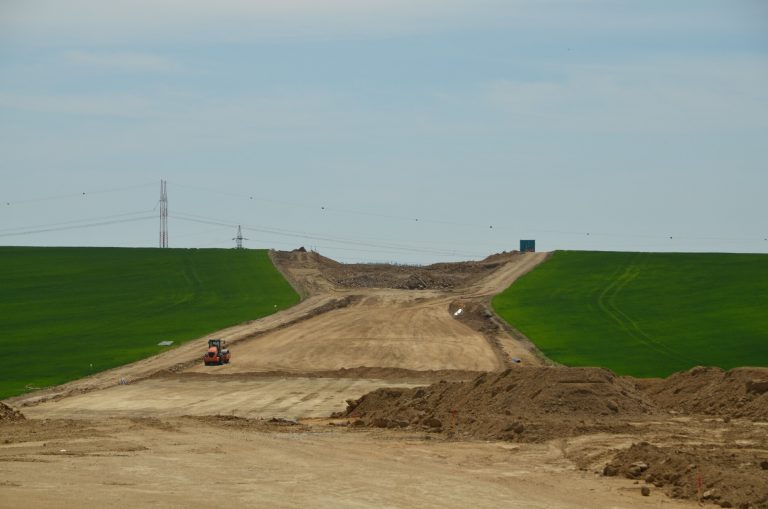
21 376 420 420
183 251 548 374
186 291 503 373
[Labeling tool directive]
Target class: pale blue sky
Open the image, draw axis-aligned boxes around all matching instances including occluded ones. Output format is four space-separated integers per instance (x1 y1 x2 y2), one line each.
1 1 766 263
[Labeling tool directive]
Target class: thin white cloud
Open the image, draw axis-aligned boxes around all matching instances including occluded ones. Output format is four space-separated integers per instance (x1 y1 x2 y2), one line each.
3 0 762 44
0 91 154 117
483 55 768 134
0 0 494 42
63 50 181 73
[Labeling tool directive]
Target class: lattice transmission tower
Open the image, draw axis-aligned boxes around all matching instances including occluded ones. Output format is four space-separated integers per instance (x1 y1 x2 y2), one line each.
233 225 247 249
159 179 169 248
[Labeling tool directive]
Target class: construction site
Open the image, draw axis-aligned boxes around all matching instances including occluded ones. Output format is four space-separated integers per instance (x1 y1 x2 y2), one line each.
2 249 767 509
3 0 766 506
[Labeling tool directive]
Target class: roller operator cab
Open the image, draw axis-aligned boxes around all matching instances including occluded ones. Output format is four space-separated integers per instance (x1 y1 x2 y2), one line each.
203 338 231 366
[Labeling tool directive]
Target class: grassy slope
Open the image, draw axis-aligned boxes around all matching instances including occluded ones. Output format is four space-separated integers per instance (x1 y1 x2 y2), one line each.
492 251 768 377
0 247 299 399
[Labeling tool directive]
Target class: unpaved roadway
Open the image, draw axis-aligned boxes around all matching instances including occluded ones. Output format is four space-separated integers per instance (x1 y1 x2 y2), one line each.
186 291 503 373
21 376 420 420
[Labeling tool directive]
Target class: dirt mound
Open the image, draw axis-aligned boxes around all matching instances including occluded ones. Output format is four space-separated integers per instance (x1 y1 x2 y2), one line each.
272 248 522 290
272 248 340 267
184 415 312 433
448 300 500 336
604 441 768 509
638 366 768 421
339 367 657 441
324 262 499 290
0 402 25 422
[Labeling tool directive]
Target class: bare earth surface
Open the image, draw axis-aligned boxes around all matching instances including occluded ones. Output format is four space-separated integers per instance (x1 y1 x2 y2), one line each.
2 250 767 509
21 376 421 420
1 417 703 509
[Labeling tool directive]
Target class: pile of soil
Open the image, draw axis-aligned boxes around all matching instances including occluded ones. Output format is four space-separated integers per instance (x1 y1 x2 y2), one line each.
638 367 768 421
340 367 768 436
604 442 768 509
272 248 521 290
448 300 500 336
184 415 312 433
0 402 25 422
338 367 657 441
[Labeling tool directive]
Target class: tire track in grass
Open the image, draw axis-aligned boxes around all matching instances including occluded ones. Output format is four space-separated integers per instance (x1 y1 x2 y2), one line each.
597 262 675 359
596 255 694 365
606 264 700 365
596 265 656 354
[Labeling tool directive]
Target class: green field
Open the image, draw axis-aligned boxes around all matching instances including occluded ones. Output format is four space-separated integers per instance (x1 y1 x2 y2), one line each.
493 251 768 377
0 247 299 399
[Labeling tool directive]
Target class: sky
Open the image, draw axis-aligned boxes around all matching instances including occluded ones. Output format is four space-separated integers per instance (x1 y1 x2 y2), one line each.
1 0 767 264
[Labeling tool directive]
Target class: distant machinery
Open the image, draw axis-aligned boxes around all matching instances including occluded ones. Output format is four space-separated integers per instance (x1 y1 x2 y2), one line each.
203 338 230 366
520 239 536 252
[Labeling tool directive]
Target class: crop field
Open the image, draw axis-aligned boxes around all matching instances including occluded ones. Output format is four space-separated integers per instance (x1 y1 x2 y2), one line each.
0 247 299 399
492 251 768 377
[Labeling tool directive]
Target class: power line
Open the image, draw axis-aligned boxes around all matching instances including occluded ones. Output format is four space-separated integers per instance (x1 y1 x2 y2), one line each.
180 213 484 257
2 179 765 253
0 210 156 234
0 215 156 238
168 181 767 245
170 211 487 258
2 182 156 207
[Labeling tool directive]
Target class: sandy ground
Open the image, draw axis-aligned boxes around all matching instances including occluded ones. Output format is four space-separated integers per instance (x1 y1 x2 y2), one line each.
191 251 550 374
21 376 420 420
185 292 503 373
0 417 700 509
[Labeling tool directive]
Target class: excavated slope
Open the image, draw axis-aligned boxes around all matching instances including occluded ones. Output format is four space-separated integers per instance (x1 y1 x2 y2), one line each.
635 366 768 420
341 367 659 442
343 367 768 439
